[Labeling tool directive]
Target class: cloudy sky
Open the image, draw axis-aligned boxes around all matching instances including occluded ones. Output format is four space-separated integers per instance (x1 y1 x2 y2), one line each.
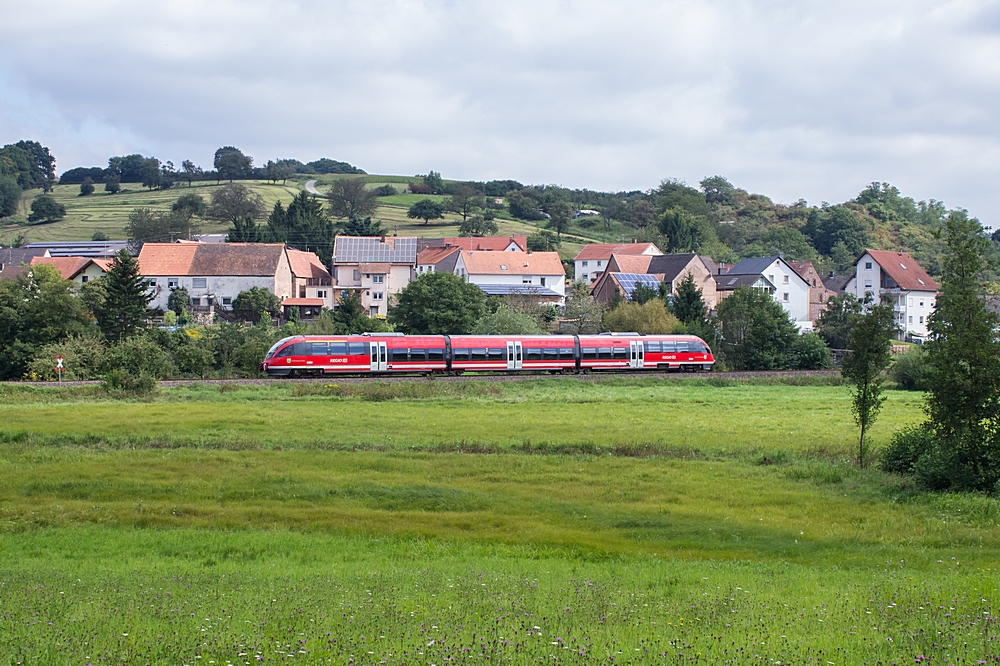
1 1 998 223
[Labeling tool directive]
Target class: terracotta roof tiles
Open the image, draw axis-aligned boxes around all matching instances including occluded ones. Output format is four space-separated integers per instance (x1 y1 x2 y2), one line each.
574 242 661 261
862 250 939 291
460 251 565 275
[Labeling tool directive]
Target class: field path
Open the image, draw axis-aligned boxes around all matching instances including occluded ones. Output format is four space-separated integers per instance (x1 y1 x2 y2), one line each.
305 179 325 197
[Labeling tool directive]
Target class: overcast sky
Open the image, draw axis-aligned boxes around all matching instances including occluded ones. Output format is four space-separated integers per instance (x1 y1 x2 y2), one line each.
1 1 998 224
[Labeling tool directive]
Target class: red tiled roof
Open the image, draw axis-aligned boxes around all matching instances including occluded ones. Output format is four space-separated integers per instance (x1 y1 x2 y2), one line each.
608 254 653 273
862 250 939 291
30 256 92 280
283 298 324 306
574 242 661 261
460 251 565 276
286 248 331 280
417 246 460 265
358 262 391 273
441 236 527 252
138 243 286 277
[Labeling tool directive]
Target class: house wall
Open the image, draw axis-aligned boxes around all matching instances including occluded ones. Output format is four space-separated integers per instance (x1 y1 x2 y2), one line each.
147 275 279 310
854 252 936 337
575 258 610 284
665 260 718 310
760 259 811 330
74 263 108 286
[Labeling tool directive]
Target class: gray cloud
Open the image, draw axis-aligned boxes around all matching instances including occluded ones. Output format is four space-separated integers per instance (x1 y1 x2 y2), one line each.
1 0 998 225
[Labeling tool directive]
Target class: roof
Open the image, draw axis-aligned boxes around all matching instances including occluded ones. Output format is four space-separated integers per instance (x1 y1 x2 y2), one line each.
474 284 564 298
282 298 324 307
30 256 92 279
286 248 331 280
25 241 129 258
460 251 565 276
822 273 853 292
334 236 417 264
727 255 810 287
611 273 663 300
358 263 392 274
417 246 461 266
715 274 776 290
0 246 48 270
608 254 653 273
646 253 703 282
574 242 661 262
138 243 287 277
861 250 939 291
419 236 527 252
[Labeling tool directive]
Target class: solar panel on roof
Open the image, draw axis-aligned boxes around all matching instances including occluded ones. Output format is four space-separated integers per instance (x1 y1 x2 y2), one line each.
612 273 660 301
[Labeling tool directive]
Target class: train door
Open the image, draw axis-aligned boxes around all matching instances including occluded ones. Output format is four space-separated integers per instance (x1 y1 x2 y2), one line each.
370 341 387 372
506 341 523 370
629 340 644 369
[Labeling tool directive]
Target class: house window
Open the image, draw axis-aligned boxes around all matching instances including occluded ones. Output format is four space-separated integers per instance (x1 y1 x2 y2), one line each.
819 294 824 303
540 277 546 286
373 292 384 300
864 280 872 288
919 300 924 307
317 290 327 299
191 297 201 306
909 297 914 307
908 316 913 324
353 269 361 281
222 297 232 306
783 275 789 284
783 292 789 301
768 275 774 284
865 262 873 270
597 260 602 267
372 275 384 283
582 261 589 267
193 278 207 289
522 277 531 284
168 278 179 289
81 275 89 283
919 316 924 324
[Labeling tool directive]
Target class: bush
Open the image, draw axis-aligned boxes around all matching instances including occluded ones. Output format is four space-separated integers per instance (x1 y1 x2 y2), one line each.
880 425 935 475
27 336 106 381
173 343 215 378
791 332 831 370
101 369 157 396
888 346 933 391
100 336 176 380
603 300 678 335
473 306 542 335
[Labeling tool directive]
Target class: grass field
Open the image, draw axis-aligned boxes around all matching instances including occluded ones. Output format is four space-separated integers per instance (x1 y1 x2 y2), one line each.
2 378 999 663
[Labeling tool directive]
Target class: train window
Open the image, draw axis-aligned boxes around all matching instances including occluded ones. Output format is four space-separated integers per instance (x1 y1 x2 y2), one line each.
276 344 294 357
349 342 367 355
292 343 311 356
694 341 710 354
525 348 543 361
644 341 660 353
613 347 628 360
559 348 575 360
470 348 488 361
542 348 558 361
661 341 676 353
488 348 505 361
328 342 348 356
675 341 689 353
596 347 611 359
428 348 445 361
391 349 409 362
582 347 598 360
410 349 427 361
452 348 470 361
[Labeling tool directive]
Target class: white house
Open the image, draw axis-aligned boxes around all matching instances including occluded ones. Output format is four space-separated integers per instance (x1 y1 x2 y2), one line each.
138 242 293 311
724 255 812 330
847 250 939 340
453 250 566 304
573 242 662 284
29 256 110 286
332 236 417 316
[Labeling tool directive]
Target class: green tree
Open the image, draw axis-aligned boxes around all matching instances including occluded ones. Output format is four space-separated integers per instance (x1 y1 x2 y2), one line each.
92 230 108 241
548 201 571 238
172 192 207 218
841 295 896 466
327 178 379 219
206 183 265 226
669 273 708 324
919 211 1000 491
472 305 543 334
716 287 799 370
126 207 196 252
700 175 737 206
307 291 391 334
232 287 281 324
603 300 679 334
389 271 485 334
342 216 384 237
0 176 21 217
79 177 95 196
228 215 266 242
815 293 863 349
167 287 191 316
407 198 445 226
423 170 444 194
629 283 658 304
94 249 153 341
214 146 253 182
447 183 483 221
140 157 161 190
269 191 336 265
561 281 604 334
27 194 66 224
458 215 498 237
181 159 202 186
103 173 121 194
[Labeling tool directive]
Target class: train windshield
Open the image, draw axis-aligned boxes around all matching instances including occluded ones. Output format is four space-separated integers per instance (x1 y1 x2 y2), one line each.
265 337 295 360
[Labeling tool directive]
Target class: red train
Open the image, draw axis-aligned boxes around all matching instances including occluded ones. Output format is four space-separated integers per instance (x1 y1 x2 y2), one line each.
262 333 715 376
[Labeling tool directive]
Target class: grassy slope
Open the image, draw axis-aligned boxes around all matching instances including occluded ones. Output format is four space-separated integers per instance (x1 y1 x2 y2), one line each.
1 380 998 663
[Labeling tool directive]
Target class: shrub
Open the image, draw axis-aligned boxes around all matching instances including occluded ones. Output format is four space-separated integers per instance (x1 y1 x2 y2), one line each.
173 343 216 378
101 369 157 396
791 332 832 370
880 425 935 475
100 336 176 379
603 300 678 335
27 336 106 381
888 346 933 391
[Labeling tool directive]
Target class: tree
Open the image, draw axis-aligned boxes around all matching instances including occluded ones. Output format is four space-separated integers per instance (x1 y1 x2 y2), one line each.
180 160 202 186
422 170 444 194
407 198 445 226
232 287 281 323
561 281 605 334
206 183 265 226
79 177 95 196
628 199 655 229
700 175 737 206
0 176 21 217
669 273 708 324
214 146 253 182
308 291 392 334
472 305 543 334
507 190 544 220
93 249 153 342
630 283 658 304
388 271 485 334
268 191 336 265
140 157 162 190
458 215 498 237
27 194 66 224
126 207 196 252
841 294 896 466
92 231 108 241
13 140 56 191
326 178 379 219
167 287 190 316
547 201 571 239
716 287 799 370
658 208 709 252
172 192 207 218
918 210 1000 491
342 216 384 237
815 293 863 349
104 172 121 194
603 299 679 334
228 215 266 242
448 184 483 221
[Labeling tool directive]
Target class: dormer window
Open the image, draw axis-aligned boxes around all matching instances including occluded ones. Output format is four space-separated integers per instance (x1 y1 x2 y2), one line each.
500 265 507 271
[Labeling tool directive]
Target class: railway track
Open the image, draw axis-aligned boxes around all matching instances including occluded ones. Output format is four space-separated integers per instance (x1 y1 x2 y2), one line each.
5 369 840 389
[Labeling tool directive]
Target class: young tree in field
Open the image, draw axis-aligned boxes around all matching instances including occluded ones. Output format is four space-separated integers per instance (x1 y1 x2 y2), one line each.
26 194 66 223
232 287 281 324
172 193 207 219
388 271 485 334
206 183 265 226
407 198 445 226
447 183 483 222
79 177 95 196
180 160 202 186
921 210 1000 490
140 157 161 190
327 178 379 219
94 249 153 342
104 173 121 194
841 294 896 467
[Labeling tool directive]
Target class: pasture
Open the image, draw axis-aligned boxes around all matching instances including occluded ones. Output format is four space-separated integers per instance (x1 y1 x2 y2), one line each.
2 377 999 663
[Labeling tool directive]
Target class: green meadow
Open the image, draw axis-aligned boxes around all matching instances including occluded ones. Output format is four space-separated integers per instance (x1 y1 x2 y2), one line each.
1 377 998 664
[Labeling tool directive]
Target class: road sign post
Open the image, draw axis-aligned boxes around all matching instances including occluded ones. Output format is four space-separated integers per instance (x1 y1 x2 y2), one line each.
56 356 64 385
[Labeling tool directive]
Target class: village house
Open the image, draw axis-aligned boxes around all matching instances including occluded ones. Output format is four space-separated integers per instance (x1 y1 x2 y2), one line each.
845 250 939 340
332 236 417 316
0 246 50 281
30 256 111 286
590 253 718 308
417 236 527 253
789 260 839 323
718 255 812 330
452 250 566 304
573 242 662 284
138 242 293 312
25 240 129 258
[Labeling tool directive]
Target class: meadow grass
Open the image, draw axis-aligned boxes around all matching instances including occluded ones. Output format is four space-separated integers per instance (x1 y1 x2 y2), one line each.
1 379 996 664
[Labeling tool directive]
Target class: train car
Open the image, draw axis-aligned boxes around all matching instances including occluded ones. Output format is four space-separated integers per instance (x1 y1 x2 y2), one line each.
262 332 715 376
